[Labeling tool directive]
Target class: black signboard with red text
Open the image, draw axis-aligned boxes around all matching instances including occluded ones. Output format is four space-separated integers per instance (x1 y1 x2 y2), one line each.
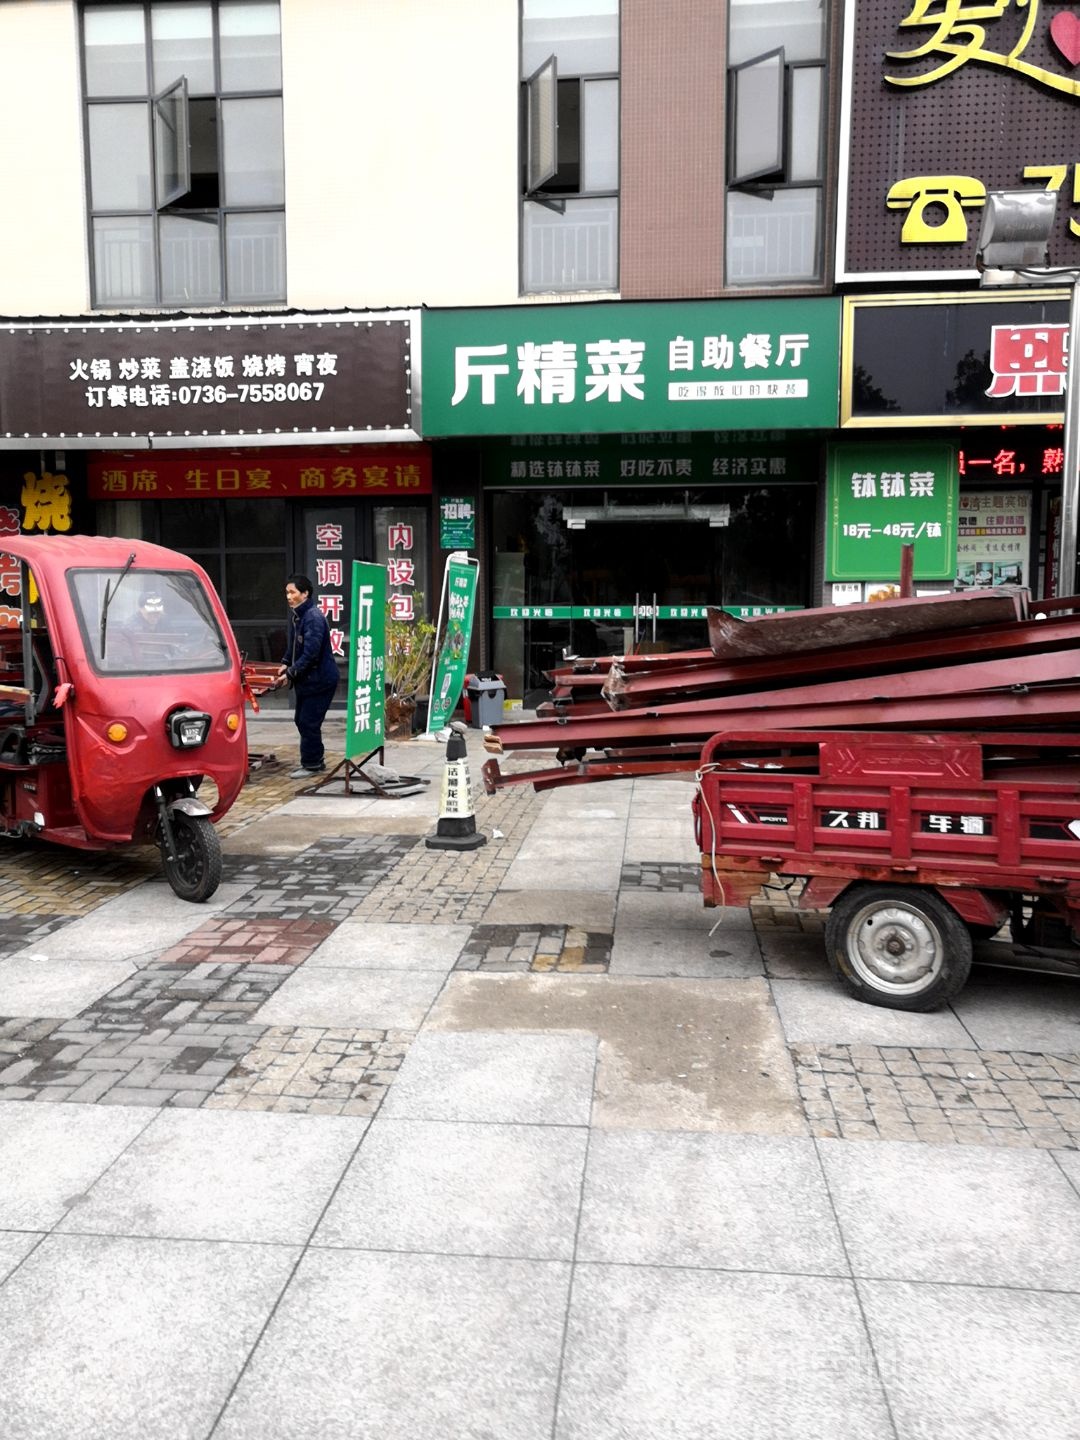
843 292 1072 425
0 311 416 447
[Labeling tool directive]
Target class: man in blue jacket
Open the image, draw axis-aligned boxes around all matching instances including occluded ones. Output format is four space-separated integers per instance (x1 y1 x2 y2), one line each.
275 574 340 778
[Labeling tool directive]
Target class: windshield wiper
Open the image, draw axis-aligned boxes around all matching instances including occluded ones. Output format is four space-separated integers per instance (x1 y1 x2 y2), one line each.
99 552 137 661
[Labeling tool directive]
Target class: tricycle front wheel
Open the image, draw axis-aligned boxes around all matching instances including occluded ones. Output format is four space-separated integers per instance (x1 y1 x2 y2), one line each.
824 884 972 1011
161 812 223 903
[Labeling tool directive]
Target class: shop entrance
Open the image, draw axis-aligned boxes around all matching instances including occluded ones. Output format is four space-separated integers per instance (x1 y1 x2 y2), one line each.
492 486 817 702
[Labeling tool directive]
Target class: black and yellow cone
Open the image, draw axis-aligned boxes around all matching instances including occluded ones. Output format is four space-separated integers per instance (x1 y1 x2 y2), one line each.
426 722 487 850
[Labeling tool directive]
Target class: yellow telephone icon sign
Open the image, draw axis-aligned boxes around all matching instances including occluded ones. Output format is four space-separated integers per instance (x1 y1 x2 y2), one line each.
886 176 987 243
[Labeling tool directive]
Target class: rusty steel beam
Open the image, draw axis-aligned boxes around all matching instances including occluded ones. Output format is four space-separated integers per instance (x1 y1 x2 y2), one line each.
601 613 1080 709
705 588 1026 658
488 681 1080 753
492 648 1080 752
482 753 701 795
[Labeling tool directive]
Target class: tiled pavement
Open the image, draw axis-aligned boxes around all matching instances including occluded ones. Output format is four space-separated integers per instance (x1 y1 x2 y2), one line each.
2 720 1080 1437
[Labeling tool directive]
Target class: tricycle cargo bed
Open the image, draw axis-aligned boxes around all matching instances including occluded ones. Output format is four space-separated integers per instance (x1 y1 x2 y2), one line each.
694 730 1080 906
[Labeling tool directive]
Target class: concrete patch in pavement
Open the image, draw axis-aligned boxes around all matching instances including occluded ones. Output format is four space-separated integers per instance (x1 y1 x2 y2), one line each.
480 890 616 929
424 973 806 1134
610 926 763 979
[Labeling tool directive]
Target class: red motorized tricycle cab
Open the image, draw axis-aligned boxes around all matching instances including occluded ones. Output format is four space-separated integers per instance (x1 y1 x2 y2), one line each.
0 536 248 900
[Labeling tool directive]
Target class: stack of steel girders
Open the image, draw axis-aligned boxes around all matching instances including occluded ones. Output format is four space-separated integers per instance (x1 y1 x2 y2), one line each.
482 588 1080 794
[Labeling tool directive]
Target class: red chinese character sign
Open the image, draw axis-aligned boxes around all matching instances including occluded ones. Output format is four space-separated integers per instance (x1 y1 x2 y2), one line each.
345 563 386 759
0 504 20 627
86 447 431 499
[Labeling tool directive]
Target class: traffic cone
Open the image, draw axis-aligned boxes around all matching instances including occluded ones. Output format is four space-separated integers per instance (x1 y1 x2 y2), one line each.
426 722 488 850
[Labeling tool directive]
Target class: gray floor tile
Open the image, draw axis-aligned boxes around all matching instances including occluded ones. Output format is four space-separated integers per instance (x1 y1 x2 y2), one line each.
0 1232 41 1285
0 1102 151 1230
578 1131 846 1274
759 931 830 979
314 1117 587 1259
771 979 973 1045
610 927 764 978
381 1030 597 1125
253 966 446 1030
557 1265 893 1440
953 974 1080 1052
622 832 699 864
819 1139 1080 1287
616 891 749 930
215 1249 569 1440
502 858 623 892
58 1109 367 1244
0 1232 296 1440
862 1278 1080 1440
0 957 135 1018
305 921 472 972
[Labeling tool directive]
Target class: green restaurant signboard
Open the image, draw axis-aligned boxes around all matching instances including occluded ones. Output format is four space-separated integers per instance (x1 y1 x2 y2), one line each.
826 442 958 582
427 553 480 734
345 561 386 758
421 299 841 436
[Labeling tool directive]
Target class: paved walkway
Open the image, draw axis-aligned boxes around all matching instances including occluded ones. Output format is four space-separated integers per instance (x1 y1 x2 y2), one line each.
1 714 1079 1438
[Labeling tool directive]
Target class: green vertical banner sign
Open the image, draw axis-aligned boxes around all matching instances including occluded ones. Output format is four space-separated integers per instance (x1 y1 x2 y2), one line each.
345 561 386 759
826 441 958 582
426 552 480 734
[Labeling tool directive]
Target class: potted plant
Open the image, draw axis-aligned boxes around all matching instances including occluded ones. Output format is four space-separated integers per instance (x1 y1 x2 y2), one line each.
384 594 436 738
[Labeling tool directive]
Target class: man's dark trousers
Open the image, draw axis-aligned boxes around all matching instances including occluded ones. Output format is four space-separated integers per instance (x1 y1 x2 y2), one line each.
294 683 337 770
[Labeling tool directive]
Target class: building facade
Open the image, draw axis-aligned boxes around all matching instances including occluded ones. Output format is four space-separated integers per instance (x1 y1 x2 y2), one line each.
0 0 1070 708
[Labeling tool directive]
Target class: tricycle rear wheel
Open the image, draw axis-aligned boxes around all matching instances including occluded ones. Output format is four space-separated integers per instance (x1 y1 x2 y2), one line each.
161 812 222 902
824 883 972 1011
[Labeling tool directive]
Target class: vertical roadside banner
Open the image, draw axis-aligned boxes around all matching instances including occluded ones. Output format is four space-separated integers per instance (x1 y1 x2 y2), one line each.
345 561 386 759
426 552 480 734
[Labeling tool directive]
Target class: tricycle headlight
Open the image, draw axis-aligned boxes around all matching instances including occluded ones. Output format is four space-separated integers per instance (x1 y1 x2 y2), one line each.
167 709 211 749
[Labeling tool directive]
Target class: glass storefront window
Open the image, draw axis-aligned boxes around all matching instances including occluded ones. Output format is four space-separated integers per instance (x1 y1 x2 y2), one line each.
491 485 816 699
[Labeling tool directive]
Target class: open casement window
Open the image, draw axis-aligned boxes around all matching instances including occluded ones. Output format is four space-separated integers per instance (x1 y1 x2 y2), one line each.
525 53 562 212
153 75 191 208
728 48 785 189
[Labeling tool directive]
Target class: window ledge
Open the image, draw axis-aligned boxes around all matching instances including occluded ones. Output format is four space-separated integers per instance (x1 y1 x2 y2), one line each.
518 290 621 305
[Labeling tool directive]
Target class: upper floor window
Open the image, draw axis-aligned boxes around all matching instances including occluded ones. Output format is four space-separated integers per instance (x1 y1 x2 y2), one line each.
725 0 826 286
81 0 285 308
521 0 619 295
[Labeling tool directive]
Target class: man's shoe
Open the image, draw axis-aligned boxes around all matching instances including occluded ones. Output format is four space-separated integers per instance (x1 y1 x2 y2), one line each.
289 765 323 779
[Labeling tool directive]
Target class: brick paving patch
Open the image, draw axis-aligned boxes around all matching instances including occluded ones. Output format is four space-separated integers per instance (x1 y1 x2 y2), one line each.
158 917 336 966
221 834 416 921
0 961 292 1106
793 1042 1080 1149
205 1025 413 1116
351 782 543 925
0 913 73 956
0 847 159 917
454 923 611 973
620 862 701 893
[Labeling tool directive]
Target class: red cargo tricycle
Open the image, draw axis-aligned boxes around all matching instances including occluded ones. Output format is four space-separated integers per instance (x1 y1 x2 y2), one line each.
0 535 248 901
694 727 1080 1011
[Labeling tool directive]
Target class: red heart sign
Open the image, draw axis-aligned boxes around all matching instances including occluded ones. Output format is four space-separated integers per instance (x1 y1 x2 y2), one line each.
1051 11 1080 67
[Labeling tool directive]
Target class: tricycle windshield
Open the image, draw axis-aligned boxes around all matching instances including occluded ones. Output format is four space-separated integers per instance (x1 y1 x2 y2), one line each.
69 568 230 675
